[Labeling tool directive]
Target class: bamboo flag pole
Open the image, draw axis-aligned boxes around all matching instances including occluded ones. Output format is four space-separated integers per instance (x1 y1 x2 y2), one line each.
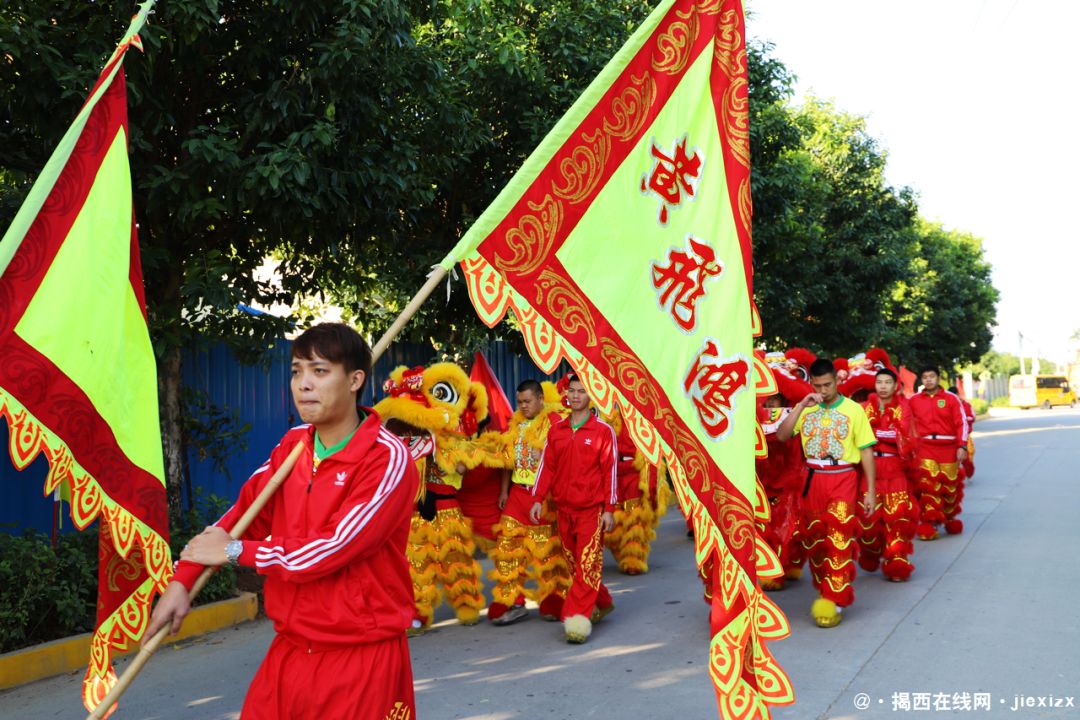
86 440 306 719
88 267 450 718
371 266 448 360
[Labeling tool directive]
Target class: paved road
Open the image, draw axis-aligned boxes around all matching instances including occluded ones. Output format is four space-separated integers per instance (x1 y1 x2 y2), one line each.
3 407 1078 719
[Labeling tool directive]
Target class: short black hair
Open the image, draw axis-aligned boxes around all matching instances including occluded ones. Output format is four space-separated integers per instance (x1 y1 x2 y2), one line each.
918 366 940 378
292 323 372 395
809 359 836 378
876 368 898 381
565 372 582 385
517 379 543 398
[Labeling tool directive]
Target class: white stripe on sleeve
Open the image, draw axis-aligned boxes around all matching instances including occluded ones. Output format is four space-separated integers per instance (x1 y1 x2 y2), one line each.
253 429 407 572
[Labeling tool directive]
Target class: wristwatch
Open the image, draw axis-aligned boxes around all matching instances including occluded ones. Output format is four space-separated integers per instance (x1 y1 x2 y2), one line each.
225 539 243 566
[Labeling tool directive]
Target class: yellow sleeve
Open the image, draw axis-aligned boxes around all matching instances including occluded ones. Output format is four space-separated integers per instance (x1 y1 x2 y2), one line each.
792 406 807 436
851 403 877 449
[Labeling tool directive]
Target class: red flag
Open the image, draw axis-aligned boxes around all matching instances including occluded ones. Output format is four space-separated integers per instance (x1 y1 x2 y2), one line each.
0 4 167 713
440 1 792 716
470 351 514 432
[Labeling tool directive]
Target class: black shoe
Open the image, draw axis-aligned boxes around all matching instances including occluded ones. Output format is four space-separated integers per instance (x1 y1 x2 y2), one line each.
492 605 529 626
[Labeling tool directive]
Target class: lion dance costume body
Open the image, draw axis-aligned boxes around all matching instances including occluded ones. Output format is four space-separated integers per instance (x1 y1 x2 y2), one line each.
375 364 495 630
603 408 672 575
756 348 815 590
841 350 920 581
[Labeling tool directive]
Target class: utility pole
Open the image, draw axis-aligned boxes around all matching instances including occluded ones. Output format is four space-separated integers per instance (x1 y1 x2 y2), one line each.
1019 331 1027 375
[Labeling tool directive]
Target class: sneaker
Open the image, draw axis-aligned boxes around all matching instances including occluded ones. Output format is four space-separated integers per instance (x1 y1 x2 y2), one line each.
811 598 842 628
590 603 615 624
565 629 589 644
492 605 528 626
564 615 592 644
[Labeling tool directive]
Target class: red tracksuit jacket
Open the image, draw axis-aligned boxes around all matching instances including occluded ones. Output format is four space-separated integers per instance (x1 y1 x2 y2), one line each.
909 389 968 452
172 411 419 646
532 413 618 512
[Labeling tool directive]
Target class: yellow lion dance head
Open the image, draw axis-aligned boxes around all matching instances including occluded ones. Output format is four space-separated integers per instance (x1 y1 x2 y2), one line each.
374 363 489 438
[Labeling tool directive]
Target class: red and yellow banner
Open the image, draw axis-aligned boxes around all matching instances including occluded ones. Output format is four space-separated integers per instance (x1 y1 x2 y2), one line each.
441 1 792 716
0 2 170 713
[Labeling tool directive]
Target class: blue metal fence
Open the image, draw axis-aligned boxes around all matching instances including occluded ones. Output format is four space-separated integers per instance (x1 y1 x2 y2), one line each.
2 338 567 534
0 422 52 535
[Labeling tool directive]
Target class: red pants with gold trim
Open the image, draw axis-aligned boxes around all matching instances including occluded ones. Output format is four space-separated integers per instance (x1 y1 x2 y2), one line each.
913 444 963 528
242 633 414 720
558 505 612 620
800 468 857 607
857 455 917 580
488 483 568 607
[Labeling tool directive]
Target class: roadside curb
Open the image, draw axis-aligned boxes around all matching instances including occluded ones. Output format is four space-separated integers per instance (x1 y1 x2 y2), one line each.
0 591 258 691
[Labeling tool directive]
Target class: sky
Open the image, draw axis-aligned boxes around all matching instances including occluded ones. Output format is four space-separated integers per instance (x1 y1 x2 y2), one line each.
745 0 1080 365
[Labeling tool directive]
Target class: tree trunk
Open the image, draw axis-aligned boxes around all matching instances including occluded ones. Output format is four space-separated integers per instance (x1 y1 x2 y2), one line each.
159 346 185 523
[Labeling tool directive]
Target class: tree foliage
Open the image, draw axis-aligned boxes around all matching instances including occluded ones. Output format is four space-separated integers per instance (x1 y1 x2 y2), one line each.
881 221 998 369
968 350 1056 378
746 41 998 370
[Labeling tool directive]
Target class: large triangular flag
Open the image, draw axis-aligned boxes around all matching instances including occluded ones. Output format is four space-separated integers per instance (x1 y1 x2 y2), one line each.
0 2 171 713
439 1 793 716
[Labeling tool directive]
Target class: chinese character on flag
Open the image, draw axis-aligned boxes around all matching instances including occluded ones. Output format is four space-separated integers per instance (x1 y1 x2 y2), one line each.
652 236 724 332
640 135 703 224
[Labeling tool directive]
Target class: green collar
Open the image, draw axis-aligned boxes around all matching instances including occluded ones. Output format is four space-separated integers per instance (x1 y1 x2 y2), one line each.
570 414 589 430
817 397 844 410
314 412 366 460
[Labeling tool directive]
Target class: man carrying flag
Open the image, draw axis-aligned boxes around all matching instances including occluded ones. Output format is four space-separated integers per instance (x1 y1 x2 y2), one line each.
148 323 420 720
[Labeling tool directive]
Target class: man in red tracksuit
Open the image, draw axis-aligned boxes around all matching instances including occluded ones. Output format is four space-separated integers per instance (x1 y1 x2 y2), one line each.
146 323 420 720
530 372 618 644
909 366 969 540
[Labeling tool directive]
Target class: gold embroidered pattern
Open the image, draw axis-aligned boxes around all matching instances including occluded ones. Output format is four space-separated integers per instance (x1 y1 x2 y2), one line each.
598 339 663 416
920 459 960 482
493 195 563 276
553 129 611 204
653 8 701 75
882 491 912 516
602 73 657 142
581 518 605 590
385 701 413 720
535 269 597 347
715 488 754 551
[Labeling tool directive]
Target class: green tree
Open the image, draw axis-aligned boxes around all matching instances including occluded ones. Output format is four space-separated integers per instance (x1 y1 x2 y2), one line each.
749 87 920 357
967 350 1055 378
339 0 656 354
882 220 998 371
